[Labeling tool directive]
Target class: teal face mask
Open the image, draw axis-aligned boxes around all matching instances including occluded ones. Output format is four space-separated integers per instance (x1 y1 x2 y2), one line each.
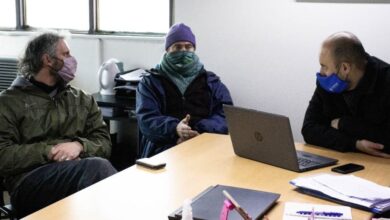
166 51 197 68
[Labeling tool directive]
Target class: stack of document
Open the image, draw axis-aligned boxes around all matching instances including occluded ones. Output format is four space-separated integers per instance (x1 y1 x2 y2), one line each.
290 174 390 214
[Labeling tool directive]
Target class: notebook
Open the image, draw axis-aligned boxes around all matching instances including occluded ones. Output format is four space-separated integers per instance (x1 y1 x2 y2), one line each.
168 185 280 220
223 105 338 172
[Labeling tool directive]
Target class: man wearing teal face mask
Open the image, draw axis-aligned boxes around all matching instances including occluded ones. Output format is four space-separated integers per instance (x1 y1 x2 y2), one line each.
136 23 233 157
302 31 390 158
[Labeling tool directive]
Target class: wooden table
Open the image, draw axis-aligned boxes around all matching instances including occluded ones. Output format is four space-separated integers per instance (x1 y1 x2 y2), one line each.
23 133 390 220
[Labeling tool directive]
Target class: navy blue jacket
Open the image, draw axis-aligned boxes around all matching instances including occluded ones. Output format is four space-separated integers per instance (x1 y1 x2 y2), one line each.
136 69 233 157
302 56 390 153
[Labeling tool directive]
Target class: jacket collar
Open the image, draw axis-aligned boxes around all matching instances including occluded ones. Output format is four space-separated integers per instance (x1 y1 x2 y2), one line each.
10 76 70 98
11 76 32 87
353 55 380 95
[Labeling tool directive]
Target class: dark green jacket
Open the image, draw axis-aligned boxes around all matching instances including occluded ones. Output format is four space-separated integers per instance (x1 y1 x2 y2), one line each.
0 76 111 192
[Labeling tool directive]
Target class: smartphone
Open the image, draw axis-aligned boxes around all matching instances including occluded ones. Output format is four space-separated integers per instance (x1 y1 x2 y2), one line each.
135 158 166 170
331 163 364 174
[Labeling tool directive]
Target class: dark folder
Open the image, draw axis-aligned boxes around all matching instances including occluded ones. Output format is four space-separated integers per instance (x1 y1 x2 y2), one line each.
168 185 280 220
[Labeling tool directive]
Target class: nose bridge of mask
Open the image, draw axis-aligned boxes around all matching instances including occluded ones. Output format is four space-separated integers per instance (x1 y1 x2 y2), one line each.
65 56 77 69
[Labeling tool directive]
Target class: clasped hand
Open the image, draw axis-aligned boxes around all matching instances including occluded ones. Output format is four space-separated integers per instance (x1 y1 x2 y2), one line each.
48 141 83 162
176 114 199 144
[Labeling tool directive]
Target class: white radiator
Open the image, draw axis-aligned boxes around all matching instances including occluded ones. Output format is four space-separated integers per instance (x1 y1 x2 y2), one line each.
0 58 18 92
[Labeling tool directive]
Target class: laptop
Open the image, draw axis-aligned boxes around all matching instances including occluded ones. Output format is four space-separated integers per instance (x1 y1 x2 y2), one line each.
223 105 338 172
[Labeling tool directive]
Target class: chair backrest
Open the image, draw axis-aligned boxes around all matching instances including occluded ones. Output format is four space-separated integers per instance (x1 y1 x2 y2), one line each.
0 178 16 220
0 177 6 207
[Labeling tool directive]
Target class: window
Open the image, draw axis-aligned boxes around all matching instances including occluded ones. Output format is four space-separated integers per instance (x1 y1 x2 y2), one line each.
99 0 170 33
26 0 89 31
0 0 171 34
0 0 16 28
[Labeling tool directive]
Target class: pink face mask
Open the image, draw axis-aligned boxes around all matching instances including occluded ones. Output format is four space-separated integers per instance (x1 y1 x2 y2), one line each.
58 56 78 83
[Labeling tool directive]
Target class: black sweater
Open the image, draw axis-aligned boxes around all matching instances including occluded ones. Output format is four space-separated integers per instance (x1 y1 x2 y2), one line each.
302 55 390 153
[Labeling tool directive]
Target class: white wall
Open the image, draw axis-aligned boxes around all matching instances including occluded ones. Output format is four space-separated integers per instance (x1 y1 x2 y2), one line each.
72 36 164 93
174 0 390 141
1 0 390 141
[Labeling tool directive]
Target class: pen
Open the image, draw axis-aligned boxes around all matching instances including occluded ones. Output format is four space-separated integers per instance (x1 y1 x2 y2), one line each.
296 210 343 218
222 190 252 220
308 207 315 220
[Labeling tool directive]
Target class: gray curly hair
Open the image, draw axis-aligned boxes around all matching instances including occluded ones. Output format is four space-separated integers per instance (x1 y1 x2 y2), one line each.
18 32 64 77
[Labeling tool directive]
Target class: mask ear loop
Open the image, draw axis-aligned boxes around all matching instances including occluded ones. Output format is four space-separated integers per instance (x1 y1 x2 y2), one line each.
49 56 65 73
335 62 349 82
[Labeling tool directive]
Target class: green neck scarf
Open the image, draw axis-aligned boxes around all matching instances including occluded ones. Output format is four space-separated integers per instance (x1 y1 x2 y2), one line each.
157 51 203 95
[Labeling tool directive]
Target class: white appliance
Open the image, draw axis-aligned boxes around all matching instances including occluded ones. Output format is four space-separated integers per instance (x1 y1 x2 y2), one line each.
98 58 123 95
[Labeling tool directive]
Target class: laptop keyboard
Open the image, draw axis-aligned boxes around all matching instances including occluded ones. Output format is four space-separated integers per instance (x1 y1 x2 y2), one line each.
298 157 320 168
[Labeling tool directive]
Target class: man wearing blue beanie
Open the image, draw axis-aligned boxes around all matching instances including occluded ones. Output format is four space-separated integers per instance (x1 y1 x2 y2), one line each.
164 23 196 50
136 23 233 157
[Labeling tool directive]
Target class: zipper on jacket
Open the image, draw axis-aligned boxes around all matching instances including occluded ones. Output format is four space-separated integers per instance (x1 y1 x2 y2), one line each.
51 96 61 133
52 97 58 107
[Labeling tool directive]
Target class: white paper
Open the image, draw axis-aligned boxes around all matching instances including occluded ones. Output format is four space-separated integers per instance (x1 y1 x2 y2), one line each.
290 173 390 213
119 68 146 81
291 176 373 208
313 174 390 200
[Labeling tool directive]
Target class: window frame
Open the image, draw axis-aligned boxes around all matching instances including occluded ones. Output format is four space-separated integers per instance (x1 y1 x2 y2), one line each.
2 0 173 36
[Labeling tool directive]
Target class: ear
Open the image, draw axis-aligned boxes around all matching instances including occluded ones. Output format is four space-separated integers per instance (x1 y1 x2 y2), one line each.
340 62 351 74
42 54 54 66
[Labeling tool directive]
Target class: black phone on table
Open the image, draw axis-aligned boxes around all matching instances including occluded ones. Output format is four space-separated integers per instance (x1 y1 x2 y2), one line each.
135 158 166 170
331 163 364 174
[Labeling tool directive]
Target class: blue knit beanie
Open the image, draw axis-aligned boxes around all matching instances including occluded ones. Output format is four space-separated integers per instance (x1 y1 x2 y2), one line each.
165 23 196 50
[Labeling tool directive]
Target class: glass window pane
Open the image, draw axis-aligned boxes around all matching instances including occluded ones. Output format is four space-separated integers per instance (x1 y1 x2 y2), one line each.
26 0 88 31
99 0 170 33
0 0 16 28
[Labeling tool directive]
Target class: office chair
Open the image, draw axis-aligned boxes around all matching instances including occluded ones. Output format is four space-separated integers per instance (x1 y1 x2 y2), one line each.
0 178 16 220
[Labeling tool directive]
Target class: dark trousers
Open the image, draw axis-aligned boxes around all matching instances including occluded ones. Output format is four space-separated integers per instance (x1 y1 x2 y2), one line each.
10 157 117 218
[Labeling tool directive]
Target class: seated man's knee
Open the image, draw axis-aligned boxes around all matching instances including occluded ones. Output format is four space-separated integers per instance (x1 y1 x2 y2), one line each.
79 157 117 184
75 157 117 190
